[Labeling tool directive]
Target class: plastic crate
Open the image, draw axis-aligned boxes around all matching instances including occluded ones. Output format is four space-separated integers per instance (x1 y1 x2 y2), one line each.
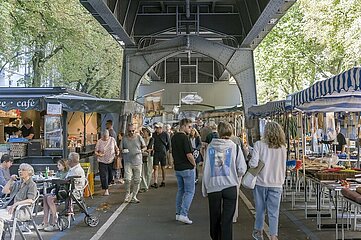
9 143 27 158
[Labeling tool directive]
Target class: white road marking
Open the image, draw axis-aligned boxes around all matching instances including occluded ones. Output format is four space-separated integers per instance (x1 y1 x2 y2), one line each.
90 202 129 240
239 190 271 240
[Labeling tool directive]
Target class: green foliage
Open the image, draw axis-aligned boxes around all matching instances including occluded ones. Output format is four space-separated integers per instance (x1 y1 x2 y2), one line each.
255 0 361 104
0 0 122 98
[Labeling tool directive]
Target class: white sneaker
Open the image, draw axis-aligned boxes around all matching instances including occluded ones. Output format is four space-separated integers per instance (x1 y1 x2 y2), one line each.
176 214 180 221
124 194 132 203
177 215 192 224
131 197 140 203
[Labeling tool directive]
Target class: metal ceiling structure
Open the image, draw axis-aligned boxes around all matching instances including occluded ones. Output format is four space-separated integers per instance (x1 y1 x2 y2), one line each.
80 0 296 116
80 0 295 49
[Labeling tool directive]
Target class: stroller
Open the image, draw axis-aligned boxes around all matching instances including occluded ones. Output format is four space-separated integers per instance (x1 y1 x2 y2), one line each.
52 177 99 231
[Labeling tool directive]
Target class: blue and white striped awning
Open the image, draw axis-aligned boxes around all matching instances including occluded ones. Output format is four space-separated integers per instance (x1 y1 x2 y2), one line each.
248 100 291 117
291 67 361 108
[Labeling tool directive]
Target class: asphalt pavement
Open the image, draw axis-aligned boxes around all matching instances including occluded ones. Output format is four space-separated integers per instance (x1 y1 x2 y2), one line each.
16 169 361 240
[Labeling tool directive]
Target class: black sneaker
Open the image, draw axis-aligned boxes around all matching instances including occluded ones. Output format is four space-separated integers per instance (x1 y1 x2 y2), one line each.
160 182 165 187
151 183 158 188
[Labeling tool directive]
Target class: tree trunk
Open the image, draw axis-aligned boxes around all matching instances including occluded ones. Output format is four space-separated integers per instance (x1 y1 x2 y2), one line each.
31 47 45 87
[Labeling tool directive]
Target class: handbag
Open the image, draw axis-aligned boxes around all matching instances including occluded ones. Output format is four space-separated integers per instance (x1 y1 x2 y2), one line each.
241 161 265 189
113 155 122 169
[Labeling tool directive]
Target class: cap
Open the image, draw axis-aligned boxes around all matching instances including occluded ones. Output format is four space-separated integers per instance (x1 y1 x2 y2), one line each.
146 126 154 133
154 122 164 128
143 126 154 134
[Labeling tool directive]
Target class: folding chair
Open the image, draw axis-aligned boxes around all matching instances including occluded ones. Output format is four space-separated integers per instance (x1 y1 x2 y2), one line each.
3 191 43 240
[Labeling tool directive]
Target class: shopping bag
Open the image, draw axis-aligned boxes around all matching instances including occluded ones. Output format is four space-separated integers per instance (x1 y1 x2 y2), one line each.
241 161 265 189
113 155 122 169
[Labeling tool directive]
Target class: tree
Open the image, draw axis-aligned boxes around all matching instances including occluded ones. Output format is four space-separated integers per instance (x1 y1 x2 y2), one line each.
255 0 361 104
0 0 122 98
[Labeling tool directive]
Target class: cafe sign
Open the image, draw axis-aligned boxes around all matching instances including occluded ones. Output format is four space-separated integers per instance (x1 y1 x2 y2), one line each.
0 98 42 111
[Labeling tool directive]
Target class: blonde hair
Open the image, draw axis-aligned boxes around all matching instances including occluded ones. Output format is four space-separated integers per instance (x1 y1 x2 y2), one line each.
190 128 200 138
263 121 286 148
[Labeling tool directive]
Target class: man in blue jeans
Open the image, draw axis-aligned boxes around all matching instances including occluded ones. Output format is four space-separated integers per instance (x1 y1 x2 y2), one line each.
171 118 196 224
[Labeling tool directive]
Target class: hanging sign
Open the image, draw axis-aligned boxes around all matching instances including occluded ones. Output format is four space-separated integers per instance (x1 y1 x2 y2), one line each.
47 103 62 115
0 98 40 111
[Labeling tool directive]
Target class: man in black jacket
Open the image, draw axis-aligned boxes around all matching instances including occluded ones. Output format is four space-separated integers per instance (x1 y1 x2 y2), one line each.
151 122 170 188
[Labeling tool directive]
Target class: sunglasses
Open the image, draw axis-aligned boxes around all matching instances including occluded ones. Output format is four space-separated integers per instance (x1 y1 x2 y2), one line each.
128 130 135 133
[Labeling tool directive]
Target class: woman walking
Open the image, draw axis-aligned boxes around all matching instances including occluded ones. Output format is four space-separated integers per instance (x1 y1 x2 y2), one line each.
202 122 247 240
139 127 154 192
189 128 202 183
95 129 119 196
250 121 287 240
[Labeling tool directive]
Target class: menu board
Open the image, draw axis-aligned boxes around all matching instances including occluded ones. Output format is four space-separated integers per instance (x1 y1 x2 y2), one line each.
47 104 62 115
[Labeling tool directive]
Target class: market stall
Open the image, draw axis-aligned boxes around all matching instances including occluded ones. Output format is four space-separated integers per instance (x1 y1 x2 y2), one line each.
289 67 361 236
200 105 244 136
0 87 144 174
291 67 361 167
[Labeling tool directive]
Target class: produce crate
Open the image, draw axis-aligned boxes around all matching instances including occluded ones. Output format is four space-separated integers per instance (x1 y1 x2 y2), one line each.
9 143 27 158
315 171 361 180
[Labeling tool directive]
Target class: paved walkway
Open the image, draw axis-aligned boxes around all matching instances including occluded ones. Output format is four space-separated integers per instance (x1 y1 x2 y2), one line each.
18 169 361 240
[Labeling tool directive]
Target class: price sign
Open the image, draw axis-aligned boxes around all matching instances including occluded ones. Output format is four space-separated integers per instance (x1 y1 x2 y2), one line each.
47 103 62 115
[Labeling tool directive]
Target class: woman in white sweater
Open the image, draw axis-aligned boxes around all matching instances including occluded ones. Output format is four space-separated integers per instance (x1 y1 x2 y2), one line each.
249 121 287 240
202 122 247 240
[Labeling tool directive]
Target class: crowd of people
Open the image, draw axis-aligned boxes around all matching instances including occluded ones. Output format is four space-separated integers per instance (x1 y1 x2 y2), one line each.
0 117 287 240
96 118 286 240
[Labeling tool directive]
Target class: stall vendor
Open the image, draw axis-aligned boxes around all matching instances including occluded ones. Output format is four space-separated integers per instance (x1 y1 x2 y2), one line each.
336 126 346 153
20 118 35 140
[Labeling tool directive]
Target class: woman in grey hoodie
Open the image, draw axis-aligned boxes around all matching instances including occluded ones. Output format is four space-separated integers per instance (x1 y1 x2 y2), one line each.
202 122 247 240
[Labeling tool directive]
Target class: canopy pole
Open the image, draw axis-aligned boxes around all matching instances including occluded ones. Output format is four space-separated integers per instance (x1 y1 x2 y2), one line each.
83 112 87 151
62 111 68 158
356 112 360 168
301 112 307 217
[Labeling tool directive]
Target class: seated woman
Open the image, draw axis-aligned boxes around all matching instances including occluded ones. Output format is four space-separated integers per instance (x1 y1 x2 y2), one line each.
0 154 13 188
38 159 69 232
0 163 37 239
39 153 84 232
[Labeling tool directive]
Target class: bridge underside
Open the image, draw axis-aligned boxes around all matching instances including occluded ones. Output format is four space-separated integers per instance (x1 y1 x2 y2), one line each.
80 0 295 115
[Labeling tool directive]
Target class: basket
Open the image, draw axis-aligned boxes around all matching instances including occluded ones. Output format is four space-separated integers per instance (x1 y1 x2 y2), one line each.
9 143 27 158
315 171 361 180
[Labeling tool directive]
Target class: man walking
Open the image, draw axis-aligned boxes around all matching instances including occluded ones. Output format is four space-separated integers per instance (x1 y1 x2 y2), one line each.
106 120 117 140
151 122 170 188
121 124 146 203
172 118 196 224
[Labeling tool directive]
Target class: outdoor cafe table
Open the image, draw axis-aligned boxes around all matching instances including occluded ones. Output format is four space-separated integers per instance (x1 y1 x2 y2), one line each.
32 175 60 194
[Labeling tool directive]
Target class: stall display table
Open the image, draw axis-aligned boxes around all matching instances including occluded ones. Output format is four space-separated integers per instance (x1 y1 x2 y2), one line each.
304 173 360 239
340 192 361 240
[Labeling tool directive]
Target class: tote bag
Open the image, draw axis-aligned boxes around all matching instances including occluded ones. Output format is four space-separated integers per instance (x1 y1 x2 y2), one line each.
241 161 265 189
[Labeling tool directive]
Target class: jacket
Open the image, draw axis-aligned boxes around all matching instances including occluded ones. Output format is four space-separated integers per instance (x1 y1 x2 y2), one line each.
202 138 247 196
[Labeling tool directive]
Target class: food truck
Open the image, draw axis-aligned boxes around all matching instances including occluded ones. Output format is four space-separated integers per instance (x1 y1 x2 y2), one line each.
0 87 144 174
